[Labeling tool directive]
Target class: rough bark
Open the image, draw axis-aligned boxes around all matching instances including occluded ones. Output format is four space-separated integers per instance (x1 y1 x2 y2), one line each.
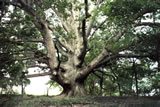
59 82 86 97
50 67 86 97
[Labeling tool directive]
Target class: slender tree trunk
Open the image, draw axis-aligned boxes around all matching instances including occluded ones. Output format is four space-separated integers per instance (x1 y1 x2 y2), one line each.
133 61 139 97
135 70 139 97
112 70 122 96
117 82 122 96
89 81 94 95
21 83 25 96
157 43 160 72
46 87 49 96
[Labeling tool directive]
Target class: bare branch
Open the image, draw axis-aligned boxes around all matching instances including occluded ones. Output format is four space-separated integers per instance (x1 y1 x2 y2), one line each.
112 28 125 42
106 27 125 45
55 43 69 57
90 19 107 37
86 19 94 37
77 27 126 79
26 72 51 78
52 9 71 34
57 38 72 52
33 19 59 71
77 49 109 79
95 54 118 68
27 65 48 69
14 39 44 43
0 52 24 56
135 22 160 27
0 57 35 66
86 0 105 37
18 0 36 16
117 53 150 58
94 69 115 81
135 8 158 20
55 44 61 71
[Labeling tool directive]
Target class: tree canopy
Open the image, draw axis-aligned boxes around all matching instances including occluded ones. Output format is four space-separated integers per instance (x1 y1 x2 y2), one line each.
0 0 160 97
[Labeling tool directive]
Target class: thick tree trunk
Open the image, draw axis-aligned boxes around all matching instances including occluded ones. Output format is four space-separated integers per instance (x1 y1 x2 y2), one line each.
58 82 86 97
52 68 87 98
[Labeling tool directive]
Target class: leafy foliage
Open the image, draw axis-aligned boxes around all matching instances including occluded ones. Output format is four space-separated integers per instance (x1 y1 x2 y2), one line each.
0 0 160 97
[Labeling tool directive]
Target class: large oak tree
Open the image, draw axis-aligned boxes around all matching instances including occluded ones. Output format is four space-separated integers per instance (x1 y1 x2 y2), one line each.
0 0 160 97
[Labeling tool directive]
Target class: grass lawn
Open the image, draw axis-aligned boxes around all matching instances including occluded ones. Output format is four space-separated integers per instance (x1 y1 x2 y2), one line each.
0 95 160 107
